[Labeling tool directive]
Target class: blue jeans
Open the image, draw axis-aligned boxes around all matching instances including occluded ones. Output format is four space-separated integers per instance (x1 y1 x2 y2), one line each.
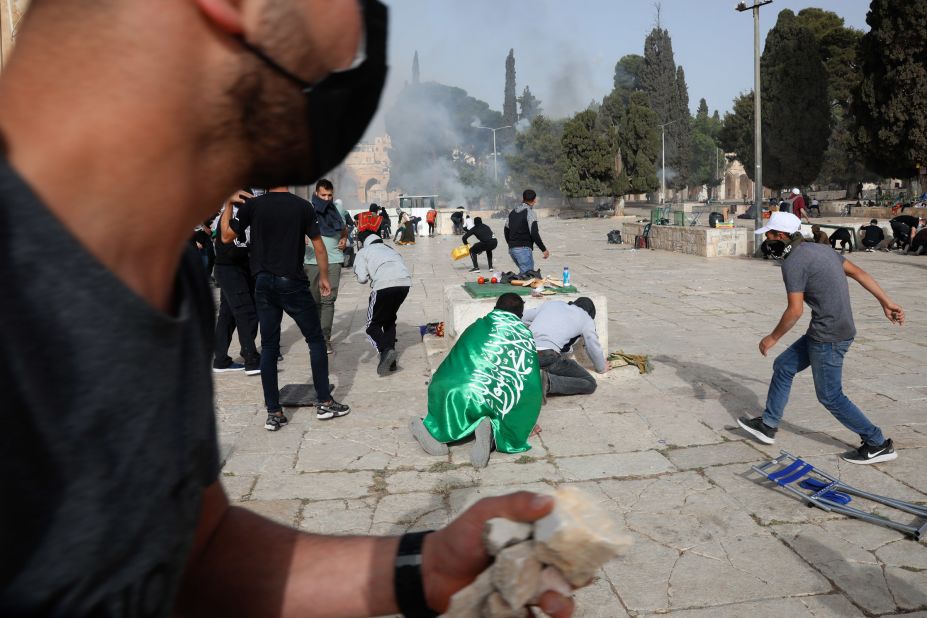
762 335 884 446
254 273 332 413
509 246 534 274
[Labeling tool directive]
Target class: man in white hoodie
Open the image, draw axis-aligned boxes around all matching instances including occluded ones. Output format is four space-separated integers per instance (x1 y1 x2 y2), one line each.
354 228 413 375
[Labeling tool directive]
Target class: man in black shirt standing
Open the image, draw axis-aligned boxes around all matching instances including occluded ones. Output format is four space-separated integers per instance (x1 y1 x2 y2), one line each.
505 189 549 274
228 188 350 430
213 189 261 374
462 217 498 273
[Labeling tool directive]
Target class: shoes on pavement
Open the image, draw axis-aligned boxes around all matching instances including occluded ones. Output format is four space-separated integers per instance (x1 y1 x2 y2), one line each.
409 417 449 456
264 413 289 431
378 348 397 377
317 399 350 420
326 340 333 355
468 267 480 273
842 438 897 464
213 362 245 373
737 416 777 445
469 418 494 469
244 364 261 376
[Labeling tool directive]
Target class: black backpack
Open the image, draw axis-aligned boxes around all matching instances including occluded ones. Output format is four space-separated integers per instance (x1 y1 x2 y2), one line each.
606 230 622 244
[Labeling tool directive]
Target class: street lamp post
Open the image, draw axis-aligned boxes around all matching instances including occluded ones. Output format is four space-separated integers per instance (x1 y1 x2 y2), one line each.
658 119 679 205
476 125 513 182
736 0 773 255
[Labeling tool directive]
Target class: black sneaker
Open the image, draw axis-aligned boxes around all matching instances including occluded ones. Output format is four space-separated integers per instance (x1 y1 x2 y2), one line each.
737 416 777 445
244 364 261 376
326 340 333 355
377 349 397 377
317 399 350 420
264 413 288 431
213 362 245 374
842 438 897 465
468 267 480 273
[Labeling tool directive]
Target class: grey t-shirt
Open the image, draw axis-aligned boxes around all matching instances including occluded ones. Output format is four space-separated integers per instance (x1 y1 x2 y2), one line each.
781 242 856 342
0 159 219 616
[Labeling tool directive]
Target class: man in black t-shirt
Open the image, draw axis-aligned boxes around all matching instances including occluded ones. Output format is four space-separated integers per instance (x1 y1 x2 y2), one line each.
889 214 924 250
859 219 886 252
227 188 350 430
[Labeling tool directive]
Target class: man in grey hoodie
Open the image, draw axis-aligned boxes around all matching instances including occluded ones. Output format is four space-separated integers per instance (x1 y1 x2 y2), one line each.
523 298 608 397
354 229 413 375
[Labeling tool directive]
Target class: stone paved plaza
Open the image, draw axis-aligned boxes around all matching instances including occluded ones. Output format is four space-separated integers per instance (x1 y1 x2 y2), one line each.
214 216 927 617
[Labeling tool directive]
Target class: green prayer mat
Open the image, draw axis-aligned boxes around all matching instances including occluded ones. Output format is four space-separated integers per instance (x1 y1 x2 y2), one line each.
462 282 578 298
423 309 542 453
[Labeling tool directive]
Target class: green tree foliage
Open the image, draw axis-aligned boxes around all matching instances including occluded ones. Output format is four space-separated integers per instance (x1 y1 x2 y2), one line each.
760 9 831 189
501 49 518 150
689 98 723 192
384 83 503 192
620 92 660 195
640 27 692 187
558 110 613 198
517 86 542 122
719 92 756 181
795 8 872 189
852 0 927 178
506 115 564 196
612 54 644 104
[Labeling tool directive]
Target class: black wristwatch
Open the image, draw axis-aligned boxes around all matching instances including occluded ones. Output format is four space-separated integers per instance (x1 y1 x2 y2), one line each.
394 530 438 618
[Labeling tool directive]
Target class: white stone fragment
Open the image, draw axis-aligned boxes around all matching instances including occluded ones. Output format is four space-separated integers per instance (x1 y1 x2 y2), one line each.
490 541 543 609
445 568 494 618
483 592 530 618
483 518 534 556
533 486 632 587
530 566 573 604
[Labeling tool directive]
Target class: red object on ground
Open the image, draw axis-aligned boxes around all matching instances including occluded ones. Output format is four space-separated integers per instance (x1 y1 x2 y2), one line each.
491 277 498 284
477 277 486 284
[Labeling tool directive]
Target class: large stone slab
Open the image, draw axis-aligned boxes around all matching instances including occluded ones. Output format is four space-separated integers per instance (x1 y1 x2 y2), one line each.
442 284 609 346
666 441 764 470
655 594 863 617
557 451 675 482
251 471 375 501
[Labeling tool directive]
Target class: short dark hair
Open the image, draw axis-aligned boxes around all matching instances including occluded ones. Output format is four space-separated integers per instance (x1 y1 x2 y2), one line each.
523 189 537 203
369 203 379 212
870 219 878 224
570 297 596 319
473 217 482 226
495 293 525 318
357 230 379 244
316 179 334 192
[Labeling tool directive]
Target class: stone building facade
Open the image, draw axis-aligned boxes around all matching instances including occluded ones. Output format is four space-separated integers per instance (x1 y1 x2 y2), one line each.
329 135 395 209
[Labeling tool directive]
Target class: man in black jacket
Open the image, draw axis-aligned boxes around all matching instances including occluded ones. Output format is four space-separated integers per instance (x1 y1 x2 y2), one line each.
462 217 498 273
504 189 549 274
859 219 885 252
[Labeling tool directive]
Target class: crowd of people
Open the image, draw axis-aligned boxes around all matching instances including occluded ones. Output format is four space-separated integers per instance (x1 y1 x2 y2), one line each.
2 0 916 615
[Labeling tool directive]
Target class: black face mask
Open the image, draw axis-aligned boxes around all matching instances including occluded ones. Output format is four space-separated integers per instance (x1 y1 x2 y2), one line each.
236 0 388 185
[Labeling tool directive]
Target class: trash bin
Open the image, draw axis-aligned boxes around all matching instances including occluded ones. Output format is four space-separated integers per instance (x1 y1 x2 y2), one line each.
708 212 724 228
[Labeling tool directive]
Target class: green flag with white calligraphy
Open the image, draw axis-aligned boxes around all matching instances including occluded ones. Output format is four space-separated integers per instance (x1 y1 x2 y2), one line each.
423 309 542 453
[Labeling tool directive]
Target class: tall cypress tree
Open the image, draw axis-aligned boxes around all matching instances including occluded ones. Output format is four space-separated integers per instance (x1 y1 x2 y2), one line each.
640 26 691 188
852 0 927 178
497 49 518 152
412 51 420 85
761 9 831 189
517 86 542 121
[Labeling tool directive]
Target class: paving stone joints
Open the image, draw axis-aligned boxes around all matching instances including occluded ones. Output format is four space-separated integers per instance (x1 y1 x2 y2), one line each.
216 217 927 615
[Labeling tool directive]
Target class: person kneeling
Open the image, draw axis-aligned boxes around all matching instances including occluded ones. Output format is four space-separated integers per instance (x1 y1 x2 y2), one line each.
409 294 542 468
523 297 607 398
354 229 412 376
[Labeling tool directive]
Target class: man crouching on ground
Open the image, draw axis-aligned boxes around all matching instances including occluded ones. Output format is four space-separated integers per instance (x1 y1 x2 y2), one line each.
409 293 542 468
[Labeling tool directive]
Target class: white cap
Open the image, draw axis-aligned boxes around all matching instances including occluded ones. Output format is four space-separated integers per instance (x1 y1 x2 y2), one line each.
791 187 801 195
757 211 802 235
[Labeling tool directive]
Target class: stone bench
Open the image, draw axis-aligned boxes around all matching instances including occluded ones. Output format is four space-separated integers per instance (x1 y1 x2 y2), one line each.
442 284 608 349
623 222 749 257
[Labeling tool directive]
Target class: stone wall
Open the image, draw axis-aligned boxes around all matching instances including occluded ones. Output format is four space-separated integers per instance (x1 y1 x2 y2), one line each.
623 223 749 258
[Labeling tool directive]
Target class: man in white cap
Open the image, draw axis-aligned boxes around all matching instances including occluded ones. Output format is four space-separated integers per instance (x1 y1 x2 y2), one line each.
790 187 811 222
738 212 906 464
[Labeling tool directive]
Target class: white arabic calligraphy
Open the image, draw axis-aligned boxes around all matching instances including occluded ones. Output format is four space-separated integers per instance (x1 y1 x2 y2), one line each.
468 313 537 418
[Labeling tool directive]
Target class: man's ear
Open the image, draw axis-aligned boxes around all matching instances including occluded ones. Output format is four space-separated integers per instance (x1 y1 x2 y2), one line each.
194 0 246 35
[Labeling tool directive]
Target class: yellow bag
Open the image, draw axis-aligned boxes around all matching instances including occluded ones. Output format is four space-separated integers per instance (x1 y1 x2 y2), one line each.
451 244 471 260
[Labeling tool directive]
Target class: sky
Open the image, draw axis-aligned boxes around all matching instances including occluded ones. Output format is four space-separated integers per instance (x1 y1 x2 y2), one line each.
369 0 872 135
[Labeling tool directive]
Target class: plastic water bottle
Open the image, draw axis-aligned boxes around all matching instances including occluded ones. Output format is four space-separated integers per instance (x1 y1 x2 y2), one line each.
562 266 571 287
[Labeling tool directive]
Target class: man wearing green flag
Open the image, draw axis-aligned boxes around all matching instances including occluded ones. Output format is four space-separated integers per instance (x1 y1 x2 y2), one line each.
410 293 543 468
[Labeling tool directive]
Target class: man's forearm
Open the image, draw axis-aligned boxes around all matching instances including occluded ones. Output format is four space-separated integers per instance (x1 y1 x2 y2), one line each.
176 506 400 618
769 309 802 340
